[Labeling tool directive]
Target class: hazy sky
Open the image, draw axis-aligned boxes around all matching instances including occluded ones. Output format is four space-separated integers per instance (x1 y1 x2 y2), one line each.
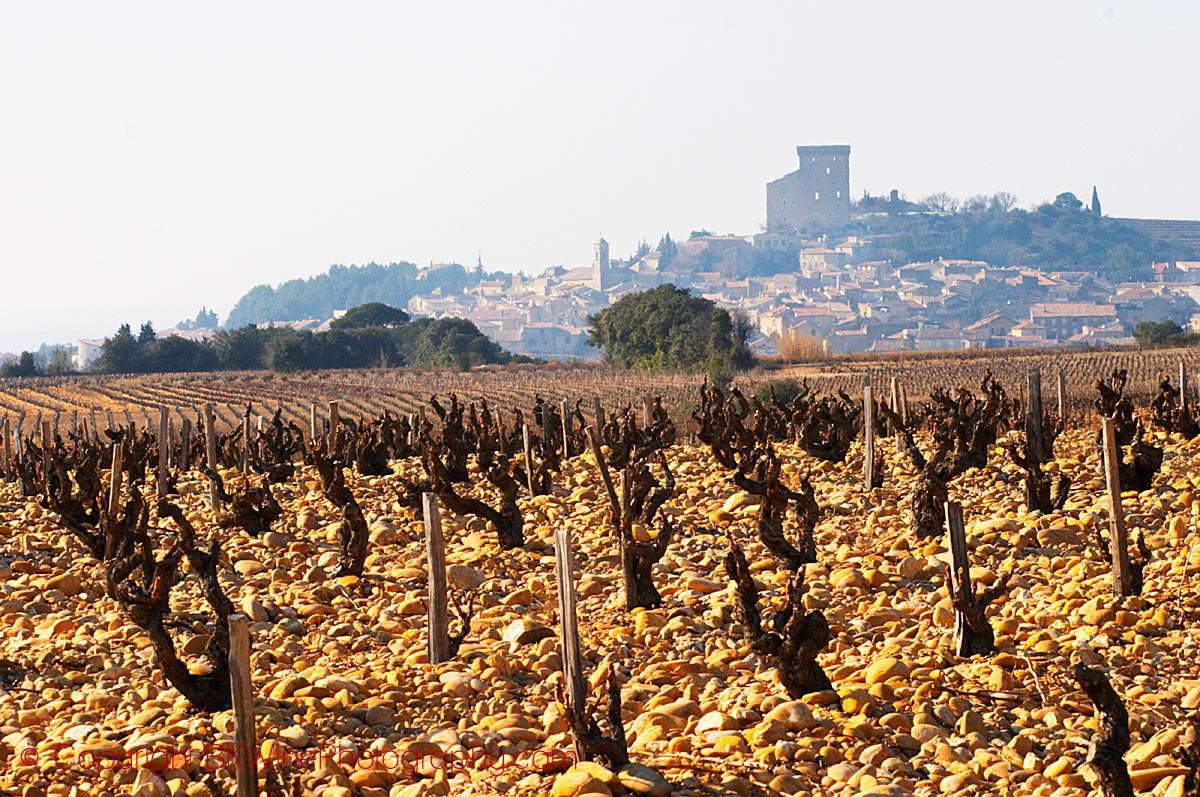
2 1 1197 351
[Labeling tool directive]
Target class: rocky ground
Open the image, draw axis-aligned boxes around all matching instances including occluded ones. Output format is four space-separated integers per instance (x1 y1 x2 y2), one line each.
0 424 1198 797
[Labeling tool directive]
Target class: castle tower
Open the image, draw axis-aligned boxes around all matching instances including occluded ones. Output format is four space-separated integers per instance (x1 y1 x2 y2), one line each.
766 145 851 233
591 237 610 291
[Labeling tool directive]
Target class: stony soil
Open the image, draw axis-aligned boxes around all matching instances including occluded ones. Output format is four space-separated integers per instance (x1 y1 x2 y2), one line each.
0 425 1198 796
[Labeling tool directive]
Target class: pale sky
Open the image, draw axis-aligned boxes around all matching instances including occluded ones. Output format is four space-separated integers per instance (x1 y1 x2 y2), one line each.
2 1 1197 352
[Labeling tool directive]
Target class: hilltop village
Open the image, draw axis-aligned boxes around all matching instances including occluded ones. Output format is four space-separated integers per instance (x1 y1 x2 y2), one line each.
64 145 1200 368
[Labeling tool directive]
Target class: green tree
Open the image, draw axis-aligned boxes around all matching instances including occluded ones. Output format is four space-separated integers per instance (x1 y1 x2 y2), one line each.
1133 320 1198 348
656 233 677 267
330 303 411 330
586 284 752 376
1 351 40 377
94 324 141 373
138 322 157 344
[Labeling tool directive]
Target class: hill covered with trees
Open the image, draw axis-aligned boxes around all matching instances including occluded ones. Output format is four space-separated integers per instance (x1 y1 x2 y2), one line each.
224 262 490 329
89 307 515 374
844 191 1187 283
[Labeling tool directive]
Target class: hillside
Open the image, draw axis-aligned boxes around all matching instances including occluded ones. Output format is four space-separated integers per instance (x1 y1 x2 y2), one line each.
843 192 1189 283
225 263 493 329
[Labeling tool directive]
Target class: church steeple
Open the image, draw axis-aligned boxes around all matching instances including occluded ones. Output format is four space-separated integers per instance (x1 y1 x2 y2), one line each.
591 237 610 291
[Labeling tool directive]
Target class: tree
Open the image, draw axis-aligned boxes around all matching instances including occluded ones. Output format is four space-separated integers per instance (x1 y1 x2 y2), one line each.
1091 186 1103 218
656 233 677 267
1 351 40 377
138 322 157 344
586 284 752 376
94 324 141 373
177 307 219 331
1133 320 1198 349
922 193 958 213
1053 192 1084 212
688 229 714 239
330 303 411 330
44 346 75 375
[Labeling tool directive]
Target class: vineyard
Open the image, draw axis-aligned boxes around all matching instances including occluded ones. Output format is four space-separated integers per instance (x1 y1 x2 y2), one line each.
0 353 1198 797
4 346 1200 440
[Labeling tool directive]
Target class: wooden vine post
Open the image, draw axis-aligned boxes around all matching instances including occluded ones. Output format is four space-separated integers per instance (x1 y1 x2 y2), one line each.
617 467 637 610
309 403 318 445
108 438 124 520
945 501 972 656
1101 418 1133 596
41 420 52 500
227 614 257 797
422 493 450 664
863 377 875 490
593 397 605 430
553 524 587 761
1 416 10 480
241 406 251 475
889 376 900 437
327 400 339 451
1027 369 1045 463
180 418 192 471
1056 368 1067 426
204 404 219 509
157 405 169 499
522 422 536 495
1181 359 1189 415
560 398 571 461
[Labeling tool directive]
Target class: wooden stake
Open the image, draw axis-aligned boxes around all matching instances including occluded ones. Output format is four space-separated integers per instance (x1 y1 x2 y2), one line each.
560 398 571 461
642 395 652 429
309 402 318 445
1181 359 1189 415
1101 418 1132 597
227 614 258 797
422 493 450 664
522 422 535 495
1056 368 1066 426
1027 369 1045 463
863 377 875 490
593 397 604 430
41 420 52 499
944 501 972 657
553 524 586 761
204 404 219 509
180 418 192 471
108 439 124 520
13 412 24 463
1 417 10 480
618 467 637 610
241 406 251 475
157 405 169 499
889 376 900 437
327 400 339 451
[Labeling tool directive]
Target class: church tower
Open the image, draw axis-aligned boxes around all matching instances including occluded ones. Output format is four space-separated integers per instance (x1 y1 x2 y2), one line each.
591 237 610 291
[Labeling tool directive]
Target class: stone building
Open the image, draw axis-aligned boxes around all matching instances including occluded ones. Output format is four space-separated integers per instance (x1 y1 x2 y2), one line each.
766 145 851 233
